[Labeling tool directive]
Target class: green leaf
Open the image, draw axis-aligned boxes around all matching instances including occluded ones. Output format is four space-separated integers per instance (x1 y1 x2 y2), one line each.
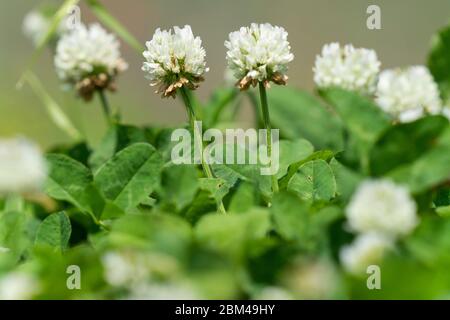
330 158 364 202
85 0 144 53
229 182 257 213
89 124 149 171
278 139 314 178
107 213 192 259
199 178 230 205
320 87 390 145
279 150 334 189
94 143 163 211
211 143 272 199
44 154 93 212
24 71 82 141
287 160 337 203
388 126 450 193
195 209 271 261
428 24 450 100
271 192 309 241
158 164 199 212
268 86 344 150
35 212 71 252
0 211 32 260
370 116 449 175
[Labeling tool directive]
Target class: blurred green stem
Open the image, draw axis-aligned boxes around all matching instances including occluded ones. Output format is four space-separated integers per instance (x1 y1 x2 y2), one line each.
98 89 113 126
258 82 279 193
179 86 227 214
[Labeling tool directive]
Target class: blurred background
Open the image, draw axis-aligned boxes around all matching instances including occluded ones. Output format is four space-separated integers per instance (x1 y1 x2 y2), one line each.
1 0 449 148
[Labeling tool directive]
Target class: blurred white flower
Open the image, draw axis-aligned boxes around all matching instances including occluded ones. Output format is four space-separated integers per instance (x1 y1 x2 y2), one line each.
253 287 293 300
283 259 340 299
0 138 47 194
0 247 10 254
23 10 50 46
102 252 148 287
54 23 128 100
376 66 443 122
23 9 72 46
0 273 40 300
225 23 294 90
142 25 208 98
340 233 393 275
128 282 199 300
313 43 381 95
346 179 418 237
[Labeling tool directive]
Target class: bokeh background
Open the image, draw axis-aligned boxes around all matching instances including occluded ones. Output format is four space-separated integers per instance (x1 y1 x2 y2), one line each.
1 0 450 148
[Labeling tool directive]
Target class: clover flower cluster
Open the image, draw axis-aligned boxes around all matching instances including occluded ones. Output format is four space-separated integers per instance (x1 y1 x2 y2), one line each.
0 138 47 194
54 23 128 101
142 25 209 98
23 9 71 46
340 179 418 275
225 23 294 90
313 43 381 95
376 66 443 122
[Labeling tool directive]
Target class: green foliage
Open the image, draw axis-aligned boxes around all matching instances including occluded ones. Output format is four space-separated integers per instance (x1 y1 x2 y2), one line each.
428 24 450 100
35 212 71 252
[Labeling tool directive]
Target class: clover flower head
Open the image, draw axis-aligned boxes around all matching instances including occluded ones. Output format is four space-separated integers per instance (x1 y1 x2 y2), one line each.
0 272 40 300
142 25 208 98
0 138 47 194
225 23 294 90
346 179 418 237
23 9 71 46
54 23 128 101
313 43 381 95
376 66 443 122
340 233 393 275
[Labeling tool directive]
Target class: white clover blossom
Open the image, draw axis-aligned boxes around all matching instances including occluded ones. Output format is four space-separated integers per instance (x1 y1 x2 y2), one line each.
0 273 40 300
23 9 72 46
340 233 393 275
225 23 294 90
0 138 47 194
346 179 418 237
376 66 443 122
142 25 208 98
313 43 381 95
54 23 128 100
128 282 199 300
102 252 149 287
23 10 50 46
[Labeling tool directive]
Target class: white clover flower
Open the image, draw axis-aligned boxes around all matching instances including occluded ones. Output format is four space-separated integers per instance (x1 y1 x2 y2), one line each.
23 9 73 46
23 10 50 46
102 252 149 287
0 273 40 300
128 282 199 300
376 66 443 123
225 23 294 90
54 23 128 100
346 179 418 237
340 233 393 275
253 287 293 300
0 138 47 194
142 25 208 98
313 43 381 95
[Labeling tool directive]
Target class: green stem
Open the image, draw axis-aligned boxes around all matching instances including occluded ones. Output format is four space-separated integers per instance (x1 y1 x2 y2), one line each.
179 87 227 214
258 82 279 193
98 89 113 125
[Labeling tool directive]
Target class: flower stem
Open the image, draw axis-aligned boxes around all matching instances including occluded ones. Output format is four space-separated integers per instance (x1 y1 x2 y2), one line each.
258 82 279 193
179 86 227 214
98 89 113 125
